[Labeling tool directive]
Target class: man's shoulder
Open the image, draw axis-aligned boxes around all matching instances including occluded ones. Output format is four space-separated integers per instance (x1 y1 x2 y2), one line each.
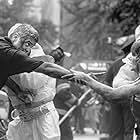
0 36 9 41
0 36 6 43
0 36 12 48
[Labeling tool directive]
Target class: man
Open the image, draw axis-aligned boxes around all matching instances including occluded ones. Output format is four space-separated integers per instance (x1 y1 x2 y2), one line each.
70 79 85 134
0 23 71 90
50 47 77 140
54 83 77 140
104 35 135 140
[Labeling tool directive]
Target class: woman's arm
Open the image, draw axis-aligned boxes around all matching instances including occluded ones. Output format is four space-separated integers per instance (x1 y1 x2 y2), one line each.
63 71 140 102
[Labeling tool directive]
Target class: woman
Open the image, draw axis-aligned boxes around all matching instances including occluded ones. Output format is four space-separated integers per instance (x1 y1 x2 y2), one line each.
62 55 140 102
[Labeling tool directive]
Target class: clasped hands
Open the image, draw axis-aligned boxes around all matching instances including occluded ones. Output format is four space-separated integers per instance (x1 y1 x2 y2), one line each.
62 69 97 85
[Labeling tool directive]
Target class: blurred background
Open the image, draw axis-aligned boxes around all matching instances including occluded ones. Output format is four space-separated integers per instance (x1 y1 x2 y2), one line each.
0 0 140 140
0 0 139 68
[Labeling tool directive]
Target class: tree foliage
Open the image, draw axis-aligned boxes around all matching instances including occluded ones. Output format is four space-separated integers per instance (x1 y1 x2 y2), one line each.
0 0 33 36
61 0 140 65
61 0 120 63
31 20 58 54
109 0 140 35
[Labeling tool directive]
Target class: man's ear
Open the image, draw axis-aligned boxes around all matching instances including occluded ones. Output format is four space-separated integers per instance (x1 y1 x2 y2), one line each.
10 33 19 42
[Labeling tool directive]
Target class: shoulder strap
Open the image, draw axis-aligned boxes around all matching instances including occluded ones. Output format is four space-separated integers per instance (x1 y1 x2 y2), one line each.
6 77 21 93
5 78 26 103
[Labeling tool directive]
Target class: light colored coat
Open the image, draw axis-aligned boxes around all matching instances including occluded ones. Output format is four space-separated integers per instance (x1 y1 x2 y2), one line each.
6 44 60 140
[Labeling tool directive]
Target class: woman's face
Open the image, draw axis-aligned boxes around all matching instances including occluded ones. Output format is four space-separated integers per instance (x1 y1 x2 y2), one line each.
13 37 36 55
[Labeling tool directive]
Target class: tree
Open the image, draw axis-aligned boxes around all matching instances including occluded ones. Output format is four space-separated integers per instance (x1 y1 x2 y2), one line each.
31 20 58 54
0 0 33 36
109 0 140 35
60 0 121 64
60 0 140 66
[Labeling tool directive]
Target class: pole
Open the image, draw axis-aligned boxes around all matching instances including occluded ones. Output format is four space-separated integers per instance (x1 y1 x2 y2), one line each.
59 89 92 125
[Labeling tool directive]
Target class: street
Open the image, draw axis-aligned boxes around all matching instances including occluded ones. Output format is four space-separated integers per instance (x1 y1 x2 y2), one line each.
73 128 109 140
74 134 100 140
74 133 109 140
73 128 137 140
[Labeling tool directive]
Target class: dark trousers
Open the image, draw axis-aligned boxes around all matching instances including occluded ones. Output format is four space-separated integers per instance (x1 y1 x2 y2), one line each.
132 98 140 140
73 106 85 133
109 101 135 140
100 106 111 134
59 115 73 140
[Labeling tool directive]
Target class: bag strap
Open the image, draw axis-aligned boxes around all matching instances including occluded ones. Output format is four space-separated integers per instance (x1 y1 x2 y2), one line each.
5 78 26 103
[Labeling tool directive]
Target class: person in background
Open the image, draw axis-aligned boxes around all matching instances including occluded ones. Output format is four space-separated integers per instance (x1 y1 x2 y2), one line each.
54 83 77 140
84 88 101 134
50 47 77 140
104 35 135 140
70 82 85 134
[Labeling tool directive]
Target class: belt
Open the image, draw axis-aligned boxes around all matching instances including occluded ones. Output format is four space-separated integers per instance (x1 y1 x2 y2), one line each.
12 104 50 122
15 97 50 110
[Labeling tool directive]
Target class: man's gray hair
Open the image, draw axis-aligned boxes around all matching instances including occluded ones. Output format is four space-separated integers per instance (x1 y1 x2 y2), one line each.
8 23 39 42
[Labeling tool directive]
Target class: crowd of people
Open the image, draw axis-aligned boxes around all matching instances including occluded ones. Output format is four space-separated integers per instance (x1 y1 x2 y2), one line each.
1 22 140 140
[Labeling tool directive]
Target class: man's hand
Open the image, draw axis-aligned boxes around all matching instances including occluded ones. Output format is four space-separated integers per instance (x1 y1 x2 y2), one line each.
61 70 91 85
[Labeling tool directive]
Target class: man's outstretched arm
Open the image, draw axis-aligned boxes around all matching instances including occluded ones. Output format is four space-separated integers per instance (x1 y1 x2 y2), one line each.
34 62 71 79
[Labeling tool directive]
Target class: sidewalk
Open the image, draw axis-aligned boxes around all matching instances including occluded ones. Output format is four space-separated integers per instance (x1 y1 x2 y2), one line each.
74 128 109 140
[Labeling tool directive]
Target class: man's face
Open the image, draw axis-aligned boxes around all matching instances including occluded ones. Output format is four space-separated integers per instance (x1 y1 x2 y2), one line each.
13 37 36 55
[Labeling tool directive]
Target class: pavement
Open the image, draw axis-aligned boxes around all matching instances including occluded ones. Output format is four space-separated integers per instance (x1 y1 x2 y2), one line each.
73 128 109 140
73 127 138 140
74 134 100 140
